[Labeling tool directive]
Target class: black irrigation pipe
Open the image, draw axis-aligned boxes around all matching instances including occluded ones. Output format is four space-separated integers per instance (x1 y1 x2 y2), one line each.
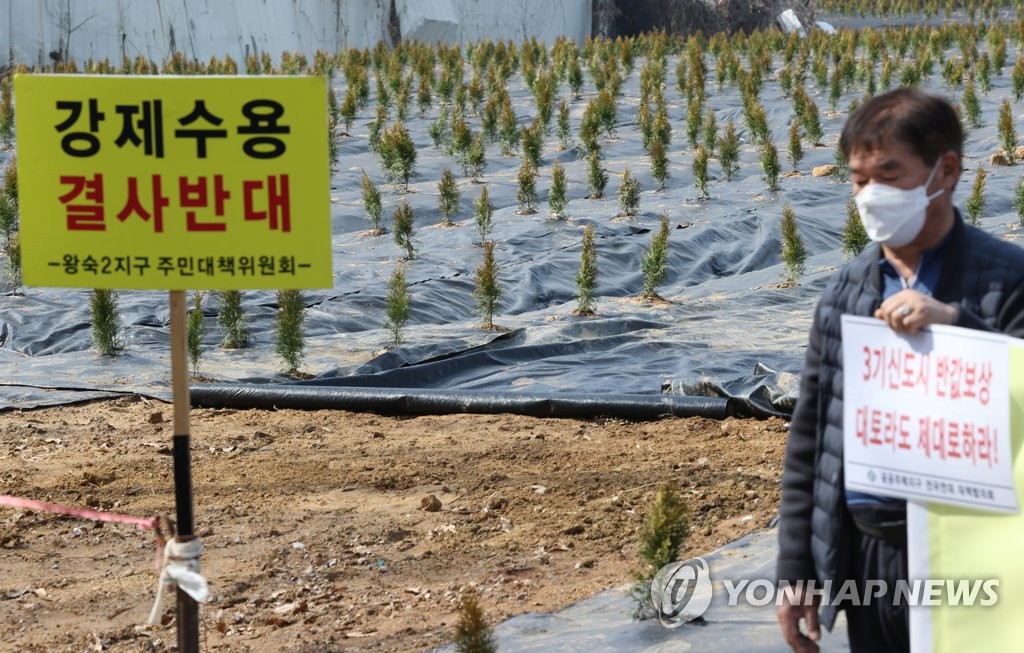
190 384 736 421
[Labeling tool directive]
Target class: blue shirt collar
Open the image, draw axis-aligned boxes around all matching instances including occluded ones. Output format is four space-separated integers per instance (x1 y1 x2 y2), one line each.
876 225 955 298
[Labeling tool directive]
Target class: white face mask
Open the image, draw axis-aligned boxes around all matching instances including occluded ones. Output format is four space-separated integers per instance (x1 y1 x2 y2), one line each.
854 159 944 248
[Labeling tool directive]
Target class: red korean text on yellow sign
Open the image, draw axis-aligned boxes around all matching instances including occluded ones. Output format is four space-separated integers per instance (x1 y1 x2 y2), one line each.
14 75 332 289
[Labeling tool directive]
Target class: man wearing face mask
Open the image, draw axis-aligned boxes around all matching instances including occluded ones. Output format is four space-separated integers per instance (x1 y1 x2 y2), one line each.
775 88 1024 653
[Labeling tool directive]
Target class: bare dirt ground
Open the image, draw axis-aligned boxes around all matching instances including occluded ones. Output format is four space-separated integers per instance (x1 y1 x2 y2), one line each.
0 396 787 652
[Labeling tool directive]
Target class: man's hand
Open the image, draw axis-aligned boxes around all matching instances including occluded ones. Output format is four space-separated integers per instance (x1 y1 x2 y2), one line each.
776 586 821 653
875 289 959 334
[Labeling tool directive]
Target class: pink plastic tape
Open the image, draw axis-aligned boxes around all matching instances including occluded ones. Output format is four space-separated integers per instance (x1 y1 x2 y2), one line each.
0 493 158 531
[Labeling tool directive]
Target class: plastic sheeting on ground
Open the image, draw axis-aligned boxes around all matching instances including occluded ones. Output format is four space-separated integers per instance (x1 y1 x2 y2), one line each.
665 363 798 419
3 19 1024 414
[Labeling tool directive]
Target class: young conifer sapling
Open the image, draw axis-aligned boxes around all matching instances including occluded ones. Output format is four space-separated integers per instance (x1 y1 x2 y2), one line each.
468 132 487 181
2 156 16 204
275 289 306 375
384 263 411 347
688 146 708 202
587 149 608 199
340 88 357 134
718 121 741 182
0 76 13 147
392 199 416 259
90 289 123 356
429 107 449 149
218 290 249 349
964 74 982 128
474 240 502 329
649 139 669 191
702 111 718 156
498 99 520 156
788 120 804 171
381 121 417 191
842 198 870 259
574 224 599 315
516 162 538 215
438 168 461 227
630 483 689 618
761 139 781 192
618 169 641 217
999 99 1017 164
801 94 824 146
368 104 387 152
454 592 497 653
640 213 671 299
966 164 987 226
474 185 495 242
652 106 671 149
3 232 20 289
781 203 807 285
830 140 849 182
327 84 340 170
549 161 568 218
685 99 702 149
1014 178 1024 226
187 291 206 374
557 99 572 150
361 170 384 234
521 118 543 169
638 102 653 151
0 193 16 250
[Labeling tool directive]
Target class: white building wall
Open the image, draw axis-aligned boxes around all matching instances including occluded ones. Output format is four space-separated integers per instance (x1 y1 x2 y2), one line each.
396 0 591 45
448 0 590 45
2 0 591 69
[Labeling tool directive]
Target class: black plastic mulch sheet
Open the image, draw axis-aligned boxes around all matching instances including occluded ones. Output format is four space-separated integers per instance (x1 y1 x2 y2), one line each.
3 52 1023 415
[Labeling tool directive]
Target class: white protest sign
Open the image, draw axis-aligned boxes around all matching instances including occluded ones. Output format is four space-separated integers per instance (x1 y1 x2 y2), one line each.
841 315 1017 513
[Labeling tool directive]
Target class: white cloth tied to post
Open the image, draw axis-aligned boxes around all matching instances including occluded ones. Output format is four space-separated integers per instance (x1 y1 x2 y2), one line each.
148 537 210 625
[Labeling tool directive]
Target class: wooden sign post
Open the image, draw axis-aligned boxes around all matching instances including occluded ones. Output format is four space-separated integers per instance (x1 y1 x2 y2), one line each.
169 289 199 650
14 74 333 651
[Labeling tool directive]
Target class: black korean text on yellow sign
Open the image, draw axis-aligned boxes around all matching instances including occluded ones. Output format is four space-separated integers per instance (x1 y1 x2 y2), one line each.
14 75 332 289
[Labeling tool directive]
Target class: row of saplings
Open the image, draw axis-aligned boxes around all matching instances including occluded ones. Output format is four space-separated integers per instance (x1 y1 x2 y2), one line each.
336 15 1024 210
817 0 1007 19
90 197 826 379
89 213 670 378
185 148 1024 376
0 153 865 376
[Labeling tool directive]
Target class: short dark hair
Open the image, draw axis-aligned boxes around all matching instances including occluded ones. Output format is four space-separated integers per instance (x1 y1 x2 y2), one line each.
839 88 963 166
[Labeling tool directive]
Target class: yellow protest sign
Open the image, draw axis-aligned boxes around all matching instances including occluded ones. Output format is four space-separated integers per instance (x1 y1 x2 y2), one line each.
13 74 332 290
908 342 1024 651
